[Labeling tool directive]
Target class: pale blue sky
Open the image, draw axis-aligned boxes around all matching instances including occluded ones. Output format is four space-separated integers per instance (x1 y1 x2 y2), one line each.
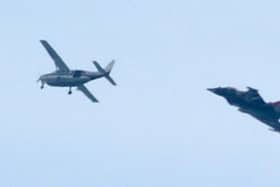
1 0 280 186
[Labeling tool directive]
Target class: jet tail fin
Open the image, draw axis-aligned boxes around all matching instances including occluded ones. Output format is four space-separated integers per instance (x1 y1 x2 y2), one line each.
93 60 117 86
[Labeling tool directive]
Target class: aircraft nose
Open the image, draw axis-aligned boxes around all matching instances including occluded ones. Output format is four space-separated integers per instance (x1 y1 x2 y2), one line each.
207 87 223 96
38 75 43 81
38 75 47 82
207 87 226 97
207 88 217 93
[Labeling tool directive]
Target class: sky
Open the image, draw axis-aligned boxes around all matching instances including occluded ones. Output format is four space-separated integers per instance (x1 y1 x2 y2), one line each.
1 0 280 186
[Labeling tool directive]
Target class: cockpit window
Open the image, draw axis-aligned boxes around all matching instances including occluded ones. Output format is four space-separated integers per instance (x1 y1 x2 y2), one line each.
73 70 83 77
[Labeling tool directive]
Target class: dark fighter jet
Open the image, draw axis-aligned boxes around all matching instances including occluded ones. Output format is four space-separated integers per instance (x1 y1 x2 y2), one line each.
208 87 280 132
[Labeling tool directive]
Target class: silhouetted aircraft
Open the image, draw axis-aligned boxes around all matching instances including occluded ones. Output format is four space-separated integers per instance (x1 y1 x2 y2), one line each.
208 87 280 132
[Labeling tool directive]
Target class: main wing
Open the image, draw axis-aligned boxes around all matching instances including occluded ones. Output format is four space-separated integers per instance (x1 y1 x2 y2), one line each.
40 40 70 72
77 85 99 103
256 116 280 131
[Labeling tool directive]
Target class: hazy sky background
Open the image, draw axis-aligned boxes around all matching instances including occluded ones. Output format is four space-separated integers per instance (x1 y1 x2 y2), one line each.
1 0 280 186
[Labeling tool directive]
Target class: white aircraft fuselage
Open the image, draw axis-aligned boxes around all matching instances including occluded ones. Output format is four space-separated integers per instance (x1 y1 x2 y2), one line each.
39 70 104 87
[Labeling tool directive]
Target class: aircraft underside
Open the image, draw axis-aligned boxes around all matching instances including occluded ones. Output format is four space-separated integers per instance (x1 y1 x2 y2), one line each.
238 108 280 130
46 79 89 87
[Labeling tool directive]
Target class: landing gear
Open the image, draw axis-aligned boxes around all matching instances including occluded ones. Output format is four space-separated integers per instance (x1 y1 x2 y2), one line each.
40 82 45 89
68 87 72 95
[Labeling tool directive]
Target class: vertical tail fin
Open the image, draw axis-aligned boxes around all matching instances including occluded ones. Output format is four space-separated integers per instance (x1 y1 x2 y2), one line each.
105 60 115 74
93 60 117 86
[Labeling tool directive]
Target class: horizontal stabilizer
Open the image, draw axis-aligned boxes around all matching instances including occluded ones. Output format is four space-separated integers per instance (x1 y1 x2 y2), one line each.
105 75 117 86
93 60 117 86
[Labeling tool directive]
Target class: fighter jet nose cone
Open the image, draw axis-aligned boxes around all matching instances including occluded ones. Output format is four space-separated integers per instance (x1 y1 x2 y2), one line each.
207 87 224 96
207 88 216 93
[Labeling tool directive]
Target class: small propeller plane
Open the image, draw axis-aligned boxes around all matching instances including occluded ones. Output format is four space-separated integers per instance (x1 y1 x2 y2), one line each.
38 40 116 103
